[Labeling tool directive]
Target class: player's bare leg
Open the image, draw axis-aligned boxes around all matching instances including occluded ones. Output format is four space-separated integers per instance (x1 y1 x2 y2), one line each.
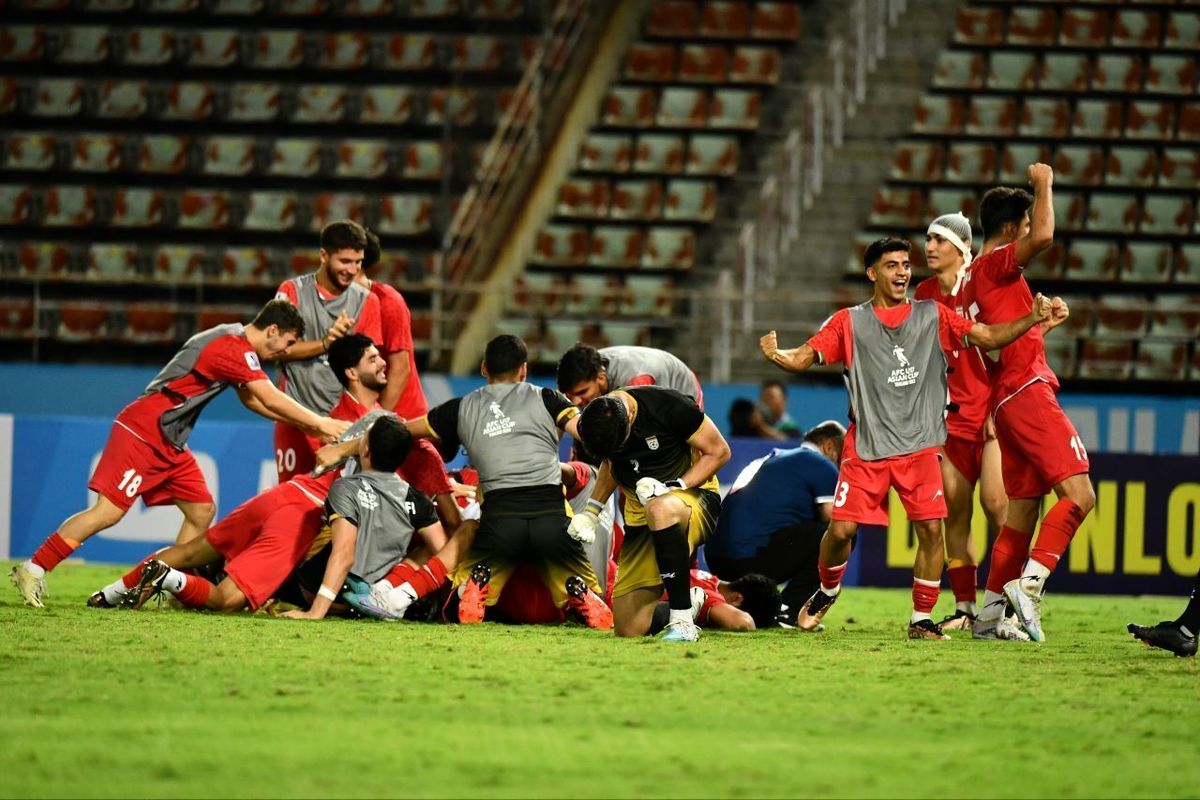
799 520 857 631
909 519 950 639
644 493 699 641
12 496 127 608
613 587 660 638
979 436 1007 533
90 534 222 608
432 493 462 536
173 499 215 545
940 459 978 629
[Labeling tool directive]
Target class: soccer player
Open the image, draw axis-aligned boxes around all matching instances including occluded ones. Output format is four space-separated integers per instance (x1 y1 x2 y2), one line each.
648 570 782 633
92 334 395 612
760 236 1052 639
273 219 382 482
571 386 731 642
404 335 611 628
964 164 1096 642
556 343 704 409
1127 567 1200 657
10 299 349 609
355 230 459 530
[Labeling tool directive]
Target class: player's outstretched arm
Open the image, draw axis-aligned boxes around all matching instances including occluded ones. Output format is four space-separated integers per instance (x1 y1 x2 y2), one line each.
1014 163 1055 266
236 385 287 422
283 518 357 620
275 311 354 363
759 331 817 373
679 417 732 488
404 416 436 440
242 379 350 442
967 293 1052 350
708 602 756 631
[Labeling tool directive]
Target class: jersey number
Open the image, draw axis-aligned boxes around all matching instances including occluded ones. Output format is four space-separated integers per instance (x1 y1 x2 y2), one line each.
1069 435 1088 462
117 468 143 499
276 448 297 474
833 482 850 507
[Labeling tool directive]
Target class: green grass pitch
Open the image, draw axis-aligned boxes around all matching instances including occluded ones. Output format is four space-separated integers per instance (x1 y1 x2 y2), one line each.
2 561 1197 799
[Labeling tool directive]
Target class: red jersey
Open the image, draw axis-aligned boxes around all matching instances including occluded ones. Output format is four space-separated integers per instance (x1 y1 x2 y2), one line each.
958 243 1058 408
290 391 377 500
117 333 267 452
370 280 428 419
913 276 993 440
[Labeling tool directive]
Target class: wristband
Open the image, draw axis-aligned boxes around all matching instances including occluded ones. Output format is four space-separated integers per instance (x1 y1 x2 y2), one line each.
317 585 338 602
585 498 604 516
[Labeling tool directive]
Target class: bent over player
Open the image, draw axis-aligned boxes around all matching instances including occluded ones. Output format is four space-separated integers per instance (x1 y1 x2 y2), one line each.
760 236 1052 639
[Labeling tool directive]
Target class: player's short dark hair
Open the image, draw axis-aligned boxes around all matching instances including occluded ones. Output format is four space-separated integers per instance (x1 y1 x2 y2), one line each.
979 186 1033 242
320 219 368 253
556 343 607 391
728 398 758 437
328 333 376 389
577 395 629 459
362 228 382 271
367 415 412 473
484 334 527 377
804 420 846 447
863 236 911 270
251 299 305 337
728 573 782 629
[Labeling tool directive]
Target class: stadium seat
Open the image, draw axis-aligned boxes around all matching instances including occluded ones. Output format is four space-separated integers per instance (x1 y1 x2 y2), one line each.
110 188 165 227
591 225 645 268
657 87 708 128
124 304 177 343
1111 10 1161 49
1159 147 1199 189
69 134 121 173
5 133 57 171
1180 103 1200 141
383 34 437 71
729 45 781 85
1041 335 1077 379
18 242 74 276
1051 190 1085 232
474 0 523 20
678 45 728 84
56 302 110 341
944 142 994 183
1072 100 1123 139
197 305 255 331
1125 101 1175 140
1065 239 1120 282
966 96 1016 136
86 244 140 280
1094 296 1148 339
1078 340 1133 380
220 247 274 285
80 0 134 10
178 190 231 230
1145 55 1198 96
287 248 321 276
642 226 694 269
0 80 19 115
1142 194 1194 236
1 25 46 62
43 185 96 226
211 0 262 12
751 3 800 40
1165 11 1200 51
1092 54 1143 94
625 275 673 318
139 134 189 175
603 87 657 128
664 179 716 222
547 320 584 351
311 193 364 231
294 85 347 123
1086 192 1140 233
378 194 433 236
188 29 241 68
610 179 663 220
402 141 445 181
1134 340 1188 381
149 0 200 11
0 299 35 338
633 134 685 174
33 78 84 117
1028 241 1064 280
1177 245 1200 287
335 140 389 179
576 134 633 173
243 191 298 231
987 51 1037 91
58 26 111 64
252 31 304 69
912 95 964 135
154 244 208 282
1007 6 1056 46
1123 242 1173 284
96 80 148 119
1000 144 1051 184
1060 8 1110 48
511 271 556 312
868 188 925 228
1053 144 1103 186
268 138 321 177
450 35 503 72
1039 53 1089 92
686 134 738 176
0 185 31 224
204 136 257 176
122 27 175 66
698 2 750 39
556 178 610 219
317 34 369 70
625 43 676 82
1149 295 1200 339
1055 294 1093 338
408 0 459 18
1105 146 1156 188
709 88 760 129
425 88 477 126
568 274 609 316
361 86 416 125
954 7 1003 46
928 187 976 224
891 141 944 182
934 51 984 90
533 224 590 267
227 83 280 122
646 0 698 38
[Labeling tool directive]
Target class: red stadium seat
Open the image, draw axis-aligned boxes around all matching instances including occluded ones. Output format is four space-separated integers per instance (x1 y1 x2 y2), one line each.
1051 190 1086 232
474 0 523 20
155 244 208 282
402 141 445 181
646 1 698 38
934 51 984 90
1165 11 1200 51
122 27 174 66
1125 101 1175 141
294 85 347 123
625 44 676 83
1086 192 1140 234
1041 335 1077 379
944 142 994 183
686 134 738 176
954 7 1003 46
449 35 503 72
361 86 416 124
6 133 57 171
1123 242 1173 284
869 188 925 228
1176 246 1200 287
57 302 110 341
311 193 364 230
1055 294 1093 338
288 248 321 277
1001 143 1053 184
657 87 708 128
1149 295 1200 339
1053 144 1103 187
242 191 299 231
210 0 262 12
556 178 610 219
678 45 728 84
178 190 231 230
1060 8 1110 48
912 95 964 135
699 2 750 39
664 179 716 222
18 242 74 276
110 188 165 227
603 87 657 128
1105 146 1156 188
709 88 759 129
227 83 280 122
729 46 781 85
33 78 84 117
278 0 328 15
268 138 321 177
203 136 256 176
70 134 121 173
188 29 240 68
987 51 1037 92
1111 10 1161 49
0 79 19 116
1007 6 1056 47
95 80 147 119
425 88 477 126
1179 103 1200 142
252 31 304 69
610 179 663 221
751 3 801 41
149 0 200 11
0 299 35 338
1077 340 1133 381
892 141 945 182
408 0 459 18
1065 239 1120 282
1 25 45 61
124 304 177 344
335 139 389 179
1159 146 1199 189
1134 341 1188 381
383 34 437 71
317 33 369 70
1145 55 1198 96
1072 100 1124 139
1141 194 1194 236
591 226 645 268
642 227 694 269
1092 54 1143 94
624 275 674 318
378 194 434 236
633 134 685 174
966 97 1016 136
1093 296 1148 339
0 184 31 224
220 247 275 285
1039 53 1089 92
139 134 190 175
533 224 590 267
928 187 976 224
197 306 255 331
44 185 96 226
579 134 632 173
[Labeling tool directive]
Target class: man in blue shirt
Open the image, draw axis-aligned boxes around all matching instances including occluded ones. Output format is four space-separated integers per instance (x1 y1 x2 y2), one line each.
706 421 844 625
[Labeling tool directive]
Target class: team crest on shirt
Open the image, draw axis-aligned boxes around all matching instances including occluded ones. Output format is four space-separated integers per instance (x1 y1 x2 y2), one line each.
357 485 379 511
888 345 919 388
245 352 261 372
645 435 660 450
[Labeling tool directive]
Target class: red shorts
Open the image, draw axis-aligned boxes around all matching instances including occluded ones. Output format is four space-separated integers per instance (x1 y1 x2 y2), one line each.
495 564 566 624
400 437 452 496
942 434 984 486
833 446 947 526
89 422 212 511
207 483 324 609
995 380 1090 499
273 421 316 484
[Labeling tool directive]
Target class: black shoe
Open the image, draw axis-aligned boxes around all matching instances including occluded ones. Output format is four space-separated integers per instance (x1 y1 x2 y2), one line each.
796 589 838 631
908 618 951 640
130 559 171 610
937 609 977 631
1128 621 1197 657
87 591 116 609
565 575 586 600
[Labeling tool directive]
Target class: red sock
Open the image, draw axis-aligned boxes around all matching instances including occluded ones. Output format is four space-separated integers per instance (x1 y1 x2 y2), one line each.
175 575 214 609
912 578 940 614
947 563 977 604
121 553 157 589
31 533 79 572
984 526 1034 594
408 558 449 598
1030 498 1085 572
818 558 847 592
384 562 419 589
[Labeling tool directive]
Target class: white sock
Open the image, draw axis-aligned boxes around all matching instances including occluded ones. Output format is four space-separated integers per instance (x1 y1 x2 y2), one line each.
23 560 45 579
669 608 693 626
101 579 129 604
979 590 1005 619
956 600 978 616
160 568 187 594
1021 560 1051 584
819 583 841 598
910 611 932 624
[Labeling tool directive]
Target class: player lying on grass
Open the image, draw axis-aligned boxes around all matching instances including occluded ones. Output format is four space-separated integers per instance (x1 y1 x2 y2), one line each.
12 299 350 609
646 570 781 633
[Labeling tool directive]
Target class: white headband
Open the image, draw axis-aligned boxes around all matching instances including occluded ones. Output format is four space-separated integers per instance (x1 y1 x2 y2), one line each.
927 223 973 270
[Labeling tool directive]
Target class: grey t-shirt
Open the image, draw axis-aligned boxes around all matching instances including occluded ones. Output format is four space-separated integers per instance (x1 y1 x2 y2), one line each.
325 469 438 585
602 346 701 404
279 273 370 414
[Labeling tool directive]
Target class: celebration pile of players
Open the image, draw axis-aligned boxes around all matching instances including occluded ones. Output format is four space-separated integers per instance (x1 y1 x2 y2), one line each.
10 164 1197 655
